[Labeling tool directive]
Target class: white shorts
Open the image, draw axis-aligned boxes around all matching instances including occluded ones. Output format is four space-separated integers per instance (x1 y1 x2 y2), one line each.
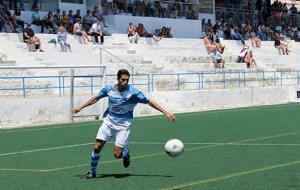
96 119 131 148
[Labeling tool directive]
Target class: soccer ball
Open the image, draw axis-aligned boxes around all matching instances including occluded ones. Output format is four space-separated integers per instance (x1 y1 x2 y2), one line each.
164 139 184 157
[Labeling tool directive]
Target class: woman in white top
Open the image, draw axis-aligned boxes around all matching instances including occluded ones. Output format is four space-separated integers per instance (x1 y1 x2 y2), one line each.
73 19 89 44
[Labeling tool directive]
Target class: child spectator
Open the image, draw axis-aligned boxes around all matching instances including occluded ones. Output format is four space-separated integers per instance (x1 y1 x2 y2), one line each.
57 26 71 52
211 49 225 69
244 49 257 68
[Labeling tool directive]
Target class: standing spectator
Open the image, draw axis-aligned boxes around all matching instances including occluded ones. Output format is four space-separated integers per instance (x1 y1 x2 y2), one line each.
89 19 104 44
57 26 71 52
60 10 68 28
211 48 225 69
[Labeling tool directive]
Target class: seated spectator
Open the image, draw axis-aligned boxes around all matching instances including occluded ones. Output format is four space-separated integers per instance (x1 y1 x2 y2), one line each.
161 27 172 38
127 22 139 43
244 49 257 68
250 32 261 48
274 35 289 55
88 19 104 44
3 4 16 32
53 9 61 26
136 23 161 41
73 19 89 44
45 11 58 33
211 49 225 69
57 26 71 52
0 4 4 32
236 44 249 63
60 10 68 28
23 24 43 52
13 7 24 30
215 38 225 54
82 10 94 31
232 28 245 44
186 5 196 20
204 33 218 54
31 8 46 33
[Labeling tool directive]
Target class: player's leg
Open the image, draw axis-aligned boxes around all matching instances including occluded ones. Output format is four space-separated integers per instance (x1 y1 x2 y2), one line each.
114 128 131 168
82 121 112 179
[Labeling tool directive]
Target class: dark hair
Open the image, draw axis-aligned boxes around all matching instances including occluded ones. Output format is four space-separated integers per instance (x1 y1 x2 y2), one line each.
117 69 130 79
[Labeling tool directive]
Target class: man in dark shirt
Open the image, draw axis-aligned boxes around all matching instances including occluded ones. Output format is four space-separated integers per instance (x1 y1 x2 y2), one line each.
23 24 43 52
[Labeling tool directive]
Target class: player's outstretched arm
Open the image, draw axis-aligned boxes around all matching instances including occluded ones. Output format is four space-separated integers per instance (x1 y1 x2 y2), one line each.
73 96 98 113
148 99 176 121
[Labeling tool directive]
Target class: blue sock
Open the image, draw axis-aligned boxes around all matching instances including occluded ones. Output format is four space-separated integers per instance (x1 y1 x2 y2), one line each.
90 151 101 174
122 148 129 158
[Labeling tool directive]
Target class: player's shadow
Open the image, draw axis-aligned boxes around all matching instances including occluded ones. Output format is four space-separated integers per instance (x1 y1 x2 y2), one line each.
76 173 173 179
96 173 173 179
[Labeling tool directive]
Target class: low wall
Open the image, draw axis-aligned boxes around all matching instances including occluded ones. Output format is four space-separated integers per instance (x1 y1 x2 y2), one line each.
1 86 300 129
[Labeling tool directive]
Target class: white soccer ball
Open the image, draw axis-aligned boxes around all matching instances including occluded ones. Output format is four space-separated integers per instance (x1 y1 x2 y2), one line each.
164 139 184 157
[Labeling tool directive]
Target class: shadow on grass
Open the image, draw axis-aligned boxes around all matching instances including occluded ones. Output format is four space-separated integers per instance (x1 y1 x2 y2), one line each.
75 173 174 179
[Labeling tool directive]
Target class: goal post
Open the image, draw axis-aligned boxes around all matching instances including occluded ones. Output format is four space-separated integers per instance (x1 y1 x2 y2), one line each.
69 65 107 122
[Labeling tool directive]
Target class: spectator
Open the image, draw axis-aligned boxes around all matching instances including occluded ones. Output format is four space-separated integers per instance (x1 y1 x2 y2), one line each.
53 8 61 26
211 48 225 69
244 49 257 68
186 5 196 20
73 19 89 44
83 10 94 31
0 4 4 32
57 26 71 52
89 19 104 44
136 23 161 41
127 22 139 43
204 33 217 54
45 11 57 33
274 35 288 55
3 4 16 32
13 7 24 29
31 7 46 33
289 4 298 27
60 10 68 28
73 9 82 22
237 44 249 63
250 32 261 48
23 24 43 52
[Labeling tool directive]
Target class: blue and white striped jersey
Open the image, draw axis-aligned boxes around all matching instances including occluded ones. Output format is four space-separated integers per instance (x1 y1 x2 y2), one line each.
96 84 149 128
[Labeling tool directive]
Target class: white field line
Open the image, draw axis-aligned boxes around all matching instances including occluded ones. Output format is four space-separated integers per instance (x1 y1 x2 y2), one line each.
1 141 300 157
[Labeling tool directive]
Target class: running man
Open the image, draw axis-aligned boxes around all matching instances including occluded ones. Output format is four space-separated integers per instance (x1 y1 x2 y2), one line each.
73 69 176 179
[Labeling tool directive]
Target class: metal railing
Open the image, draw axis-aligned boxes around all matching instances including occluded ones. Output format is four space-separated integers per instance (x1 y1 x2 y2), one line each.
1 70 300 98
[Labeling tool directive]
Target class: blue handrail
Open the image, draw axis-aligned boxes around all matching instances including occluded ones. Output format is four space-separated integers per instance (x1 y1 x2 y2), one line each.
1 71 300 98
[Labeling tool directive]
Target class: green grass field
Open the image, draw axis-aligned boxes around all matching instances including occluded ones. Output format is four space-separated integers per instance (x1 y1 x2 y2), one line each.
1 103 300 190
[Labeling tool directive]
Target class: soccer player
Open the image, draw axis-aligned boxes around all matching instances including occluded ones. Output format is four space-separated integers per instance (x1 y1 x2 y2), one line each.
73 69 176 179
